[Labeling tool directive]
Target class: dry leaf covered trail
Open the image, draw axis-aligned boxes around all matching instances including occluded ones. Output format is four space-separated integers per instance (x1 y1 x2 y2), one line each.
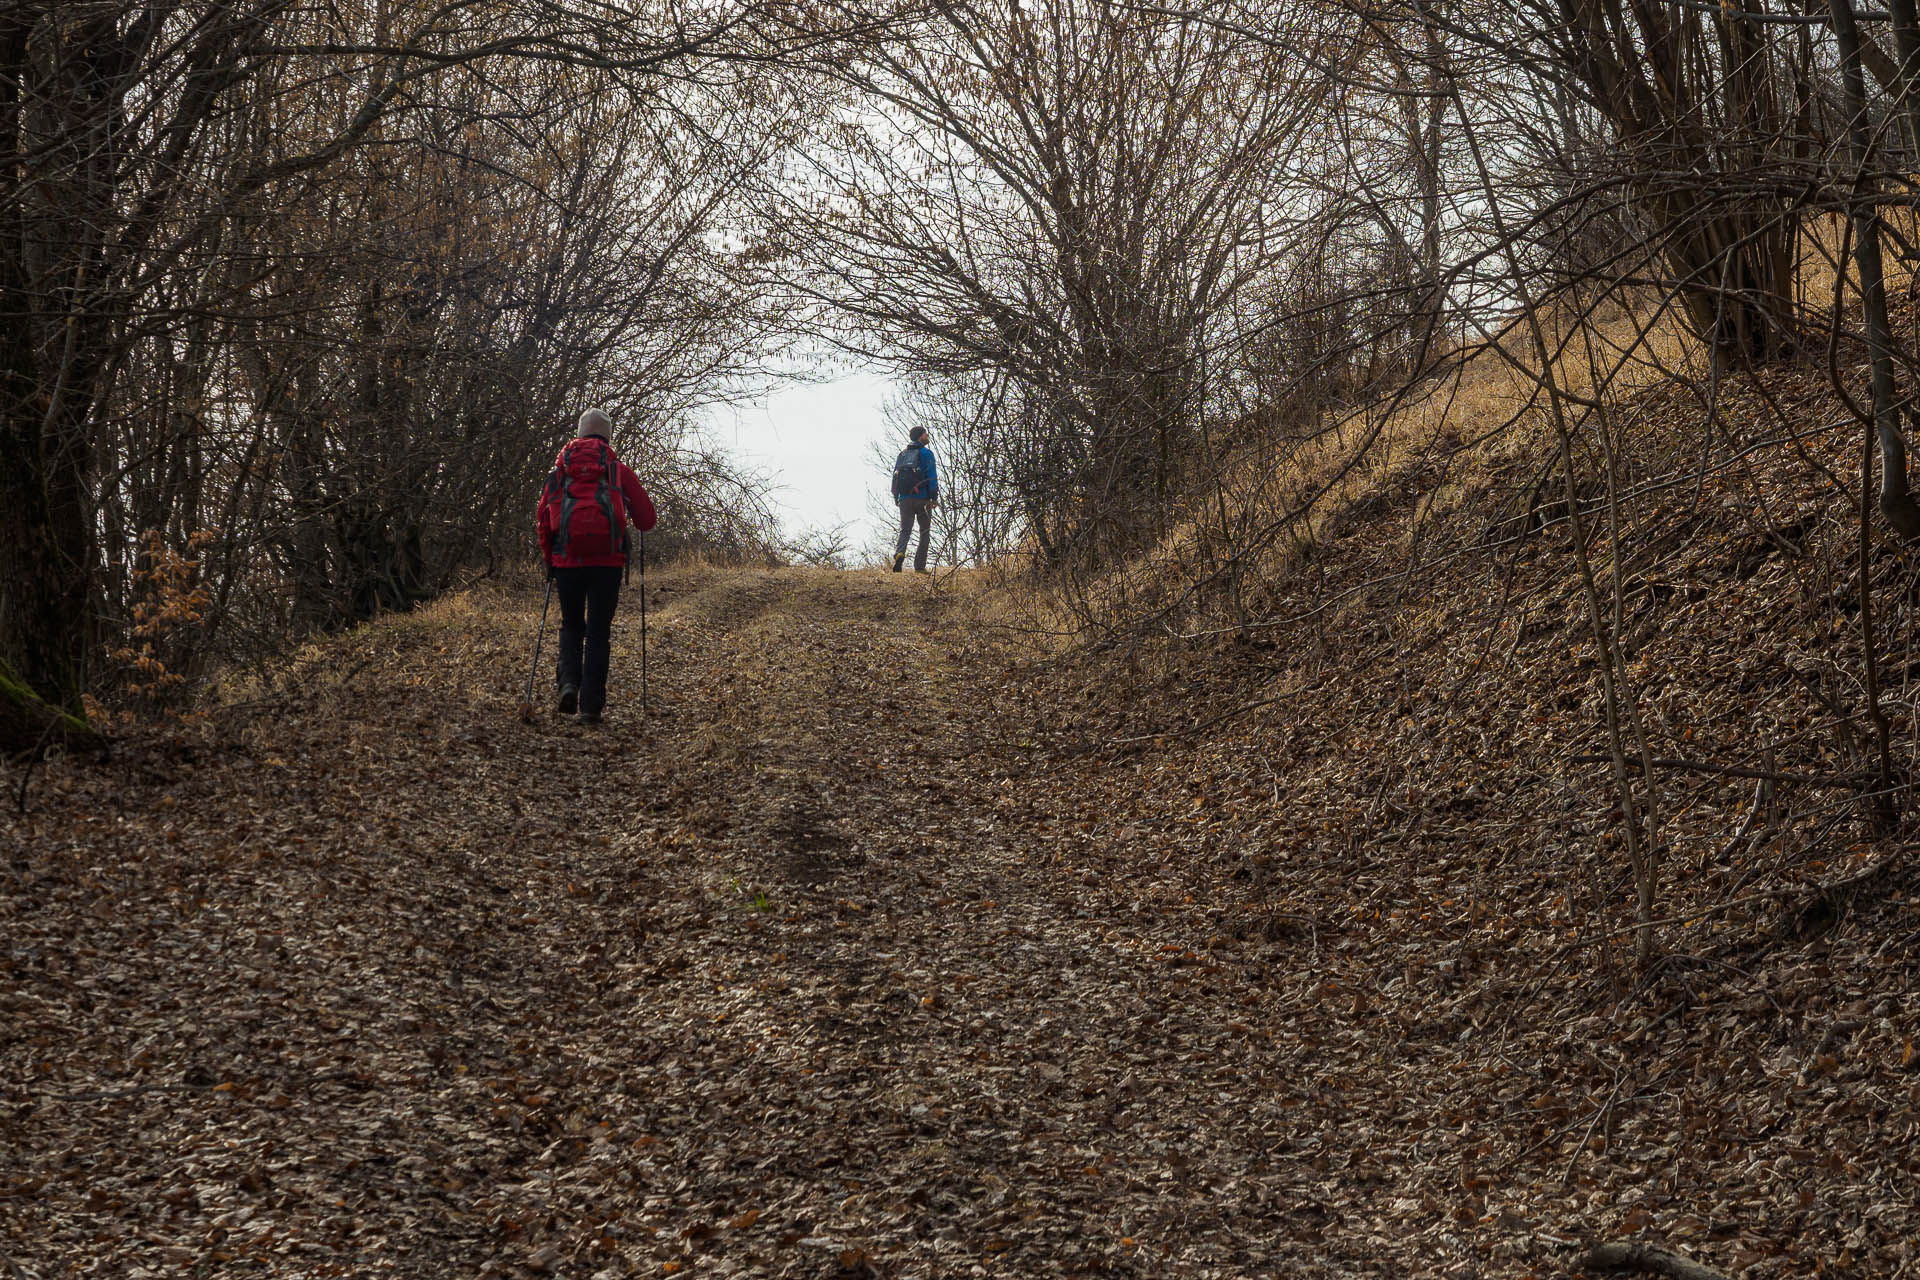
5 568 1376 1278
584 569 1340 1278
8 565 1915 1279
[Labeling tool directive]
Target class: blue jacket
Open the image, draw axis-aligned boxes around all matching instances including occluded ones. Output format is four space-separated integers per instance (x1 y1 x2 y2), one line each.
893 444 938 502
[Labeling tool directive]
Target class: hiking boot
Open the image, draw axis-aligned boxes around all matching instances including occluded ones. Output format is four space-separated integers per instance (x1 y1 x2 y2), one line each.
891 552 905 573
556 684 578 715
579 710 603 726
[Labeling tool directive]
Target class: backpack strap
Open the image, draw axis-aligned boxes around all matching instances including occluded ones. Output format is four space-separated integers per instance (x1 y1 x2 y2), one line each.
549 451 574 557
593 441 627 557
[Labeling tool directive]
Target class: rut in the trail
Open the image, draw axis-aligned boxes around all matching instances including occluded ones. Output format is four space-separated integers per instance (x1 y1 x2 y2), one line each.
560 569 1405 1280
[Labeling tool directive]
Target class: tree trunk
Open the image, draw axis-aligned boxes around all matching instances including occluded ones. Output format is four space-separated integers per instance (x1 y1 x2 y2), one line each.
0 387 98 749
1554 0 1801 365
0 5 106 749
1830 0 1920 540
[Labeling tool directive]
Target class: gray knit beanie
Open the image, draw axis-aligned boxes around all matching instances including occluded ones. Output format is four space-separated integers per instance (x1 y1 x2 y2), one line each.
578 409 612 439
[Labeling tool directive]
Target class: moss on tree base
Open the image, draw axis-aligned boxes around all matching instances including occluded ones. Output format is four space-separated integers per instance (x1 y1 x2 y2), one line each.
0 657 97 756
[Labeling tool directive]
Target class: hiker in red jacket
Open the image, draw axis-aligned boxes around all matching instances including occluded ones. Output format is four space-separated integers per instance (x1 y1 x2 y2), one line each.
536 409 657 724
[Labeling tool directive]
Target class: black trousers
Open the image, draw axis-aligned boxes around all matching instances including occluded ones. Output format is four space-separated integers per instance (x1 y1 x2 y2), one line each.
553 565 623 715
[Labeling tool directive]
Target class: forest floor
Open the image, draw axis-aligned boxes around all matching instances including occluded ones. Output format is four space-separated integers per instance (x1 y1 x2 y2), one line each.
3 561 1918 1279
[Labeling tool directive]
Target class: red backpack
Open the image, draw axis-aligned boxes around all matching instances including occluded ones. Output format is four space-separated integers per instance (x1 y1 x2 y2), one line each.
545 438 628 560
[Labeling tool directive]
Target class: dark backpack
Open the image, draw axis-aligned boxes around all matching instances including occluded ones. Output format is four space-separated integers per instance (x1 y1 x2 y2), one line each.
546 439 627 559
891 445 929 500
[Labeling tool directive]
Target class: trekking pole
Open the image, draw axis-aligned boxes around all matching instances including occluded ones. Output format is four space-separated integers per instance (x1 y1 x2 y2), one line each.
520 577 553 722
637 530 649 716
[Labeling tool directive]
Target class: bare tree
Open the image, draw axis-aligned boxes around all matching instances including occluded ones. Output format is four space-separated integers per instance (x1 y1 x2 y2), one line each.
771 0 1355 565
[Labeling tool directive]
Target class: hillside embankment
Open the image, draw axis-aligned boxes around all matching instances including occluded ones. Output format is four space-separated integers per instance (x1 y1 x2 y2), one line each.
3 496 1917 1277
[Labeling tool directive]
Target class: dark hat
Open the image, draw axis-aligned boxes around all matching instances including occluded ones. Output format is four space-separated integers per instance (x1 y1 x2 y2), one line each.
909 426 929 443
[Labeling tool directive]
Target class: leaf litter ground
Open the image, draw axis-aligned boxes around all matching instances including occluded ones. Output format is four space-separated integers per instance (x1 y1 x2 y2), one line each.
3 555 1917 1278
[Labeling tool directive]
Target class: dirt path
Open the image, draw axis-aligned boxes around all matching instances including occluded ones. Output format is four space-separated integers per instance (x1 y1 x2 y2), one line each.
611 570 1331 1279
7 567 1412 1279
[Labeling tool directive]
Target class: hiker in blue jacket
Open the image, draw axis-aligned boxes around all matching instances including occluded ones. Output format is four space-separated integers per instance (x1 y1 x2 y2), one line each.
890 426 939 573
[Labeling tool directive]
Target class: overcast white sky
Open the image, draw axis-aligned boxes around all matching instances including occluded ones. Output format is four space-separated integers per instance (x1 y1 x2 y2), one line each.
707 368 903 541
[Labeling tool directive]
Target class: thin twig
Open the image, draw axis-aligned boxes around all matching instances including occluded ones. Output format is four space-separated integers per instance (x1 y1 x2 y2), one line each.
1569 754 1874 787
1558 1064 1626 1189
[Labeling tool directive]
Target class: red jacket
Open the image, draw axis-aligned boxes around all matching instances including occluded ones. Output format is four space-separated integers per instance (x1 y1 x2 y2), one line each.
537 436 658 569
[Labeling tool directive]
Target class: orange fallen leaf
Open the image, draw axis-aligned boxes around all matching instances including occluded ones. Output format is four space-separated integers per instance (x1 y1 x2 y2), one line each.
731 1209 760 1230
